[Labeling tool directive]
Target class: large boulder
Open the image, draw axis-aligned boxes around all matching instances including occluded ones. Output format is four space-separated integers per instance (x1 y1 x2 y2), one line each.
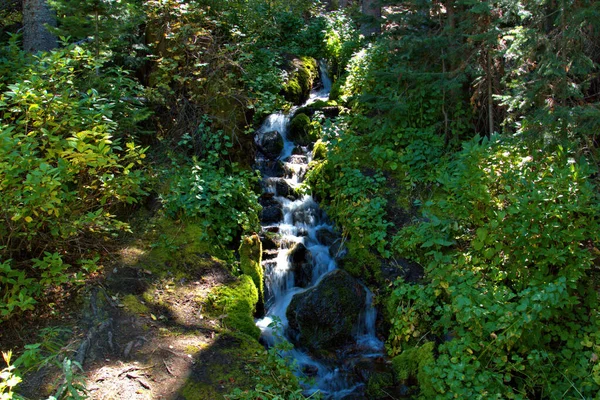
286 269 366 351
289 242 312 288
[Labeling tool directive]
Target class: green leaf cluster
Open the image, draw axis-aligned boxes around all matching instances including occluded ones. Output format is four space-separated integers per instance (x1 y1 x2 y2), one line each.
0 41 148 320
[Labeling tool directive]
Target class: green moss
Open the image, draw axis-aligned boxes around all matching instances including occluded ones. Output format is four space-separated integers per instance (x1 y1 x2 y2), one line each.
239 234 263 315
289 113 318 145
179 332 268 400
392 341 435 397
211 275 260 339
312 140 327 160
283 57 318 105
342 240 381 280
180 381 218 400
122 294 150 314
366 371 395 398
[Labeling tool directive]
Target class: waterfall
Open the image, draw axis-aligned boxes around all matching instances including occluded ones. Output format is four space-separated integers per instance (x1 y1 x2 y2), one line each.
254 61 384 398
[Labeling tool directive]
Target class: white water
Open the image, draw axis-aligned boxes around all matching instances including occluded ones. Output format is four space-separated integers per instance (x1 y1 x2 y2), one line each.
254 61 383 398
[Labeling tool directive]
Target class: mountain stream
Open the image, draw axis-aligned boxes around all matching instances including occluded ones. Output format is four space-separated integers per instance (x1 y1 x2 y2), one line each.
253 62 386 398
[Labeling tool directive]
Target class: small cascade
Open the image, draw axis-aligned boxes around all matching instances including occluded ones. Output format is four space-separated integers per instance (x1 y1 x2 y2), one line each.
254 61 385 398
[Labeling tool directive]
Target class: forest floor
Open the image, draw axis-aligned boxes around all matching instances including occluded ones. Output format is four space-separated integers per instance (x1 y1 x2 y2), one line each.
4 210 265 400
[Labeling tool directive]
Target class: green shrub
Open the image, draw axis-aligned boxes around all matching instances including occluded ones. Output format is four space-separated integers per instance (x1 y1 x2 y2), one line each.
162 158 261 246
389 136 600 397
0 42 147 320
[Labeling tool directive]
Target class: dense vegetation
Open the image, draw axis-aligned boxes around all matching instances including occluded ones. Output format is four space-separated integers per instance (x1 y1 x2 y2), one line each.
1 0 599 398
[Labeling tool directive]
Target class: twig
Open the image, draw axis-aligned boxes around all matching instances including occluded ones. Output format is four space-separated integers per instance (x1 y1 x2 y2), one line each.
118 364 155 377
381 388 399 400
163 360 174 376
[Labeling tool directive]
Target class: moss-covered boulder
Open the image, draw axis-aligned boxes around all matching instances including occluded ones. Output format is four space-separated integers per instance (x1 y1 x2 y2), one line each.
239 234 264 316
286 269 366 351
211 275 260 339
282 57 318 105
289 113 318 146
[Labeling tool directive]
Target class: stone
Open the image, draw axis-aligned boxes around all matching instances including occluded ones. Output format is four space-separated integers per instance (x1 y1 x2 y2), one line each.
260 130 283 157
286 269 367 351
259 197 283 223
274 178 297 199
288 113 315 146
260 234 279 251
289 242 312 288
316 227 339 247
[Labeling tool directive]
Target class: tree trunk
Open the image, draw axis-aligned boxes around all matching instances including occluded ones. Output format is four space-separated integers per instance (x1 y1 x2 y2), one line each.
361 0 381 36
22 0 57 52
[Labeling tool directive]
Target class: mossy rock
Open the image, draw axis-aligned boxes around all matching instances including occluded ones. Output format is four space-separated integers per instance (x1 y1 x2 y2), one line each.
239 234 264 316
122 294 150 314
289 113 319 146
392 342 435 397
210 275 260 339
282 57 318 105
366 371 395 398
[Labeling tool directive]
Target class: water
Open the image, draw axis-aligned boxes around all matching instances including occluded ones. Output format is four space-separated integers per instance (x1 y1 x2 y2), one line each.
254 61 384 398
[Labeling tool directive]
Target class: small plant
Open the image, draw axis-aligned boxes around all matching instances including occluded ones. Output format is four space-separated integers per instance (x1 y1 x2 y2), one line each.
0 351 21 400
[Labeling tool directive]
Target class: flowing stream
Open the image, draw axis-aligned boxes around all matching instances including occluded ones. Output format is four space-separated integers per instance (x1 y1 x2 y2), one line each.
253 62 386 398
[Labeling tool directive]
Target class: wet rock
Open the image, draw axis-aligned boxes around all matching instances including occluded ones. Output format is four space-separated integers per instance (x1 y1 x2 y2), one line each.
264 226 280 233
260 130 283 157
302 364 319 377
329 238 349 261
293 204 320 225
275 178 297 199
262 249 278 260
260 197 283 223
288 155 307 164
287 269 366 351
316 227 339 247
289 242 312 288
260 234 279 251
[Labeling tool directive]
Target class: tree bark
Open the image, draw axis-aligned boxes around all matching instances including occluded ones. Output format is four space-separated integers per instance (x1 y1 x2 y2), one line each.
22 0 57 52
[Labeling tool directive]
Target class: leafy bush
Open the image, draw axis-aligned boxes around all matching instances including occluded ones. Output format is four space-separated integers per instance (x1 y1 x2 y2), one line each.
0 41 148 320
162 125 261 247
389 136 600 397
